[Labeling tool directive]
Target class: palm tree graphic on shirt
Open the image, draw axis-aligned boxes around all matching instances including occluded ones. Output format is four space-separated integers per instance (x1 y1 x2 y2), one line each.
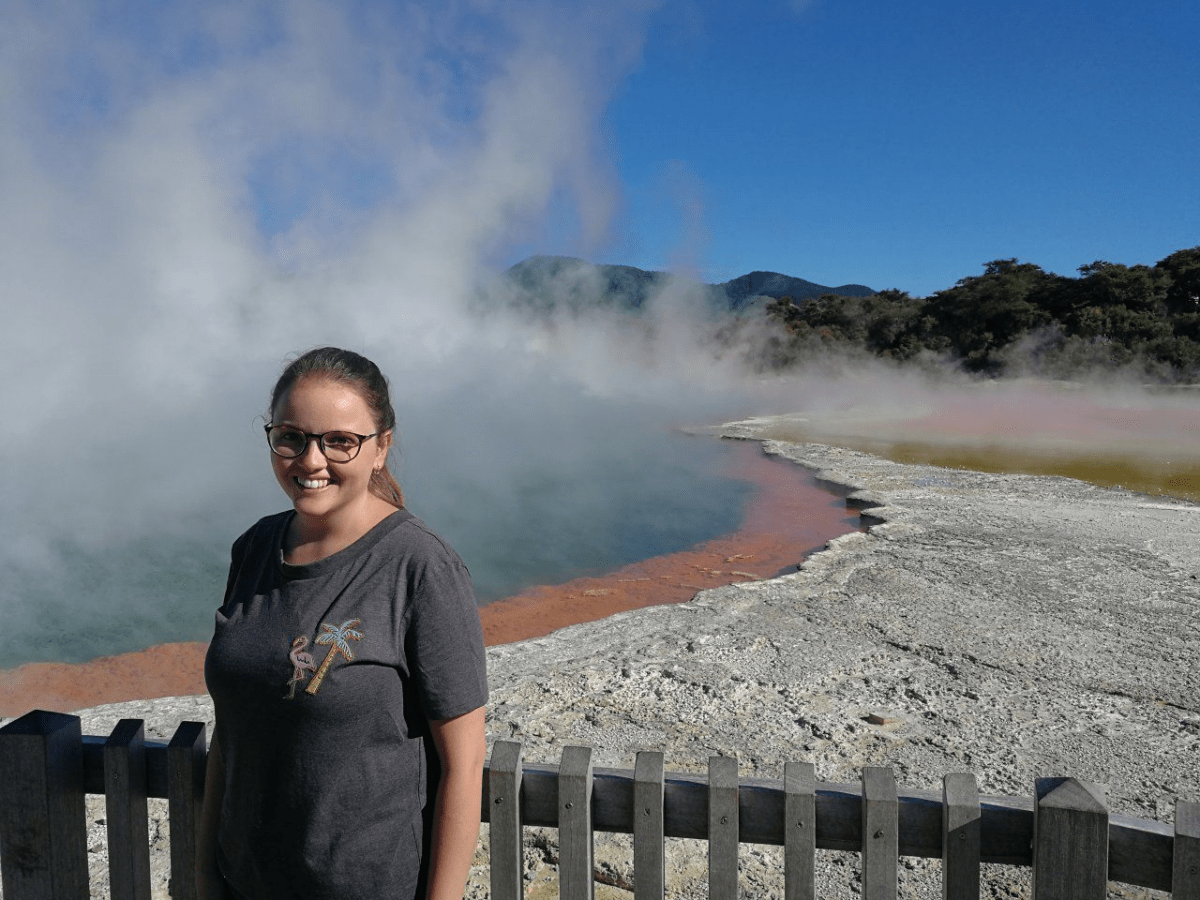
304 618 364 695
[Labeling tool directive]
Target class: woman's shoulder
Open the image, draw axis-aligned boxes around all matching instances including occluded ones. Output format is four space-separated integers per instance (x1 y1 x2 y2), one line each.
230 510 292 559
380 511 468 570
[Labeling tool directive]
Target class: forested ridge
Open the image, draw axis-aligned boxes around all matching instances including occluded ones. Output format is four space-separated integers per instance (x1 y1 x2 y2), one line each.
761 247 1200 382
502 254 874 317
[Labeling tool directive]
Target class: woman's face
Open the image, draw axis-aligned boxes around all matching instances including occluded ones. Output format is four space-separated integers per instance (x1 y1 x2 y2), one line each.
269 376 391 528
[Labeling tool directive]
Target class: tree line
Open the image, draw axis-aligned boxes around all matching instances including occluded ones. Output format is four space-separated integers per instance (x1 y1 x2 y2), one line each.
759 247 1200 381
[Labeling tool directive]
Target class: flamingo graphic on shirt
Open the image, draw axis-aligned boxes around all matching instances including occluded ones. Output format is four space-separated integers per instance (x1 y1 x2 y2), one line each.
284 635 317 700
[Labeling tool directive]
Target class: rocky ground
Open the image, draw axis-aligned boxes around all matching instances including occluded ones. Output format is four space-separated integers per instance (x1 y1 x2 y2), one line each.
12 417 1199 898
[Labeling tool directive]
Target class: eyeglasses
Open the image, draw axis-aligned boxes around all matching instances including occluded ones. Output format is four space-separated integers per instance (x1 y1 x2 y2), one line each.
264 425 380 463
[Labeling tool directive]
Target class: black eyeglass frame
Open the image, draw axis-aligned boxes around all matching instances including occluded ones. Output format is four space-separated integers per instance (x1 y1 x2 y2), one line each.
264 424 381 462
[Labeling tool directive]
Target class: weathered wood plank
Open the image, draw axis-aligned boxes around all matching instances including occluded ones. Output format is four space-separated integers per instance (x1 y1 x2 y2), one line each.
941 772 979 900
1174 800 1200 900
488 741 524 900
477 759 1171 896
85 736 1182 896
559 745 595 900
6 722 1191 897
105 719 152 900
896 791 941 857
783 761 815 900
1032 777 1108 900
166 721 207 900
862 767 898 900
708 756 739 900
485 762 1174 891
592 768 635 847
0 710 89 900
633 751 665 900
1108 811 1172 893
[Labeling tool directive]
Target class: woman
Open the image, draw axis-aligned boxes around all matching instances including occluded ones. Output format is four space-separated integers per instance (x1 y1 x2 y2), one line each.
198 348 488 900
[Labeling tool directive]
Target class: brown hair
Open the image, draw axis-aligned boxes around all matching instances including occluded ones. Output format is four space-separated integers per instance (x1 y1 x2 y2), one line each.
270 347 404 508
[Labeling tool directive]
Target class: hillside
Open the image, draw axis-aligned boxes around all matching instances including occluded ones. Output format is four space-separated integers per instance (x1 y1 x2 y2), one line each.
501 255 874 317
500 248 1200 381
763 249 1200 380
716 270 874 310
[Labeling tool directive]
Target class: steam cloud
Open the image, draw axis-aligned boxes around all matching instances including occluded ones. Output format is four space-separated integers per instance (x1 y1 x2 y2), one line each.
0 0 765 665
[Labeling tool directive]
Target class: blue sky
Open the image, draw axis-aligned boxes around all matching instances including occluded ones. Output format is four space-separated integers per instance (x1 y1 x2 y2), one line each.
3 0 1198 303
594 0 1200 295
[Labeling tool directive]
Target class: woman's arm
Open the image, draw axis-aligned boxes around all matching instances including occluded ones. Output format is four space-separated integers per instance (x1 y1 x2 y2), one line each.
424 706 487 900
195 727 227 900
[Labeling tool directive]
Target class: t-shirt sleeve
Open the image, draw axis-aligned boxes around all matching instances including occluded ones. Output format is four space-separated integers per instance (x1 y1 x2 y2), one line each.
218 515 280 614
405 546 488 721
220 525 255 612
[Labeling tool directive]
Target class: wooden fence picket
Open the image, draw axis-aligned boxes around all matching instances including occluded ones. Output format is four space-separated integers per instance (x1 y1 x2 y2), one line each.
633 751 665 900
488 740 524 900
783 760 816 900
0 710 89 900
1174 800 1200 900
1032 777 1108 900
166 722 206 900
707 755 739 900
559 745 594 900
940 772 980 900
862 766 898 900
104 719 152 900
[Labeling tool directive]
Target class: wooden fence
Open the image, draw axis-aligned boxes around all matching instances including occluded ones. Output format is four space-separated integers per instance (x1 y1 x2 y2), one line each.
1 710 1198 899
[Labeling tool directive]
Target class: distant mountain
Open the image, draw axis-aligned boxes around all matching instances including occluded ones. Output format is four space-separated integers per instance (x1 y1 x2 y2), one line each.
502 256 670 315
501 256 874 317
716 271 875 310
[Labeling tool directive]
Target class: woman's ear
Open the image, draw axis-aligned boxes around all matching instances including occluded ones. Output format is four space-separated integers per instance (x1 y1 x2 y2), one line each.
374 429 394 468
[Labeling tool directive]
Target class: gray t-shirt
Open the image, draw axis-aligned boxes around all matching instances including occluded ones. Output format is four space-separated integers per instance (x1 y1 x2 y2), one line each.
205 509 488 900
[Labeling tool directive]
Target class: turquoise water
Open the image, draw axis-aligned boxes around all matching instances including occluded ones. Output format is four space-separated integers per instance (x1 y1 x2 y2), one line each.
426 432 754 603
4 427 752 667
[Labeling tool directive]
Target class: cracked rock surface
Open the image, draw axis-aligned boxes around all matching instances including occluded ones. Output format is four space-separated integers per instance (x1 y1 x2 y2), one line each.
28 419 1200 898
483 419 1199 897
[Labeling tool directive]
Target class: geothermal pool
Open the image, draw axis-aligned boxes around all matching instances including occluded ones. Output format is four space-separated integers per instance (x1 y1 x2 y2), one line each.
4 380 1197 716
1 429 747 668
0 437 862 715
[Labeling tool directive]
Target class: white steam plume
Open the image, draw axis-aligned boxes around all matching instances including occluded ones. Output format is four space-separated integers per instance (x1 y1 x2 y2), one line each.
4 0 736 665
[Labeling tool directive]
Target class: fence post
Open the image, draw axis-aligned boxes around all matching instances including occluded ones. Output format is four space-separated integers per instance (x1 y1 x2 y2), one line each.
489 741 525 900
105 718 152 900
560 745 594 900
941 772 979 900
784 760 815 900
708 755 739 900
167 721 207 900
0 710 89 900
1032 777 1108 900
862 767 898 900
1175 800 1200 900
633 751 665 900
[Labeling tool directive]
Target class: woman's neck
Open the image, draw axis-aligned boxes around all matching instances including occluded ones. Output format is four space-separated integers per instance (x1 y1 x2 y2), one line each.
284 495 398 565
